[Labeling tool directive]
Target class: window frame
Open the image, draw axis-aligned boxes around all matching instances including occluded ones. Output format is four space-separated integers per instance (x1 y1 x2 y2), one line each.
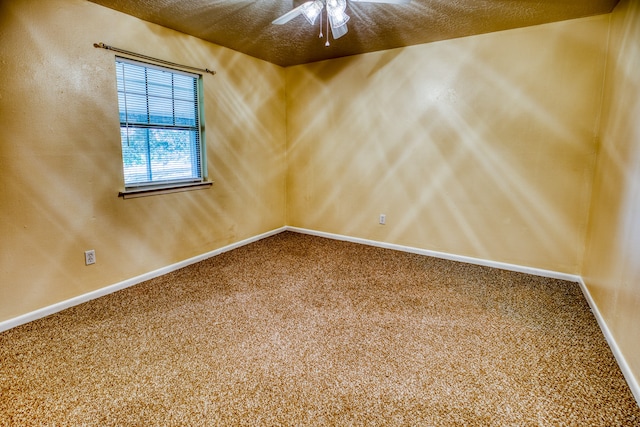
115 57 211 199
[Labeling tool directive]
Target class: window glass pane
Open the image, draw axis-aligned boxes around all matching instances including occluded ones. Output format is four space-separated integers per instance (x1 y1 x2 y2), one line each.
174 99 196 126
121 127 200 184
121 127 150 185
123 93 149 124
145 68 173 98
148 94 174 125
119 63 146 93
173 74 195 100
148 129 198 181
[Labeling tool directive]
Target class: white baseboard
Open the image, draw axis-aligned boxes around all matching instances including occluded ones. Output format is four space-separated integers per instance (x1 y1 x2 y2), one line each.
0 226 287 334
285 227 581 282
575 277 640 404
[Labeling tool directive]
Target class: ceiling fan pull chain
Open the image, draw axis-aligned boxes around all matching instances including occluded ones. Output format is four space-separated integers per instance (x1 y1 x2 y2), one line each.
319 6 323 38
325 8 330 46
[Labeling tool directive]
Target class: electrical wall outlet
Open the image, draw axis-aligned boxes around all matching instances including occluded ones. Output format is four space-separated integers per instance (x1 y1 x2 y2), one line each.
379 214 386 225
84 250 96 265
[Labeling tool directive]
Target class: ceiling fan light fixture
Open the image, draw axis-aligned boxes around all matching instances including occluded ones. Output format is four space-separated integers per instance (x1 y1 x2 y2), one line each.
327 0 347 13
326 0 349 38
301 0 323 25
328 10 350 28
329 20 349 39
273 0 409 46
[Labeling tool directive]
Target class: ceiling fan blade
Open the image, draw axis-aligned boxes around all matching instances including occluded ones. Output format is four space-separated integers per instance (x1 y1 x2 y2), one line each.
350 0 411 4
272 2 313 25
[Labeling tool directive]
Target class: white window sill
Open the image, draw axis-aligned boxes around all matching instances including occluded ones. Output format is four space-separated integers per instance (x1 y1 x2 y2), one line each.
118 181 213 199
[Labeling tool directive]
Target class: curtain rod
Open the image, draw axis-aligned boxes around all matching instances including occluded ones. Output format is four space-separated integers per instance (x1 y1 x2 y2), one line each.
93 42 216 76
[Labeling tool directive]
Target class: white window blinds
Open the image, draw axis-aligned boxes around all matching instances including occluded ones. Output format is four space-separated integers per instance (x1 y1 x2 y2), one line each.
116 58 204 187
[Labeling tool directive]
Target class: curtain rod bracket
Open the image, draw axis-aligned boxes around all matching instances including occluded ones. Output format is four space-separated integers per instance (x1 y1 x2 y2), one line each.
94 42 216 76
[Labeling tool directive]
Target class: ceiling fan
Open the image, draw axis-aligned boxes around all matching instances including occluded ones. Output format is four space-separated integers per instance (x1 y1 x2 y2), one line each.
272 0 411 46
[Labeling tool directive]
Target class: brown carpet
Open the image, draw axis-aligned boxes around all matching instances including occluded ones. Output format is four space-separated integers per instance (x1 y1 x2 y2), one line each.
1 231 638 425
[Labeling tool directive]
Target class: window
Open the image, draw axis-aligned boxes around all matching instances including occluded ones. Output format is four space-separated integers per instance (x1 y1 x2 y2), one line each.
115 57 209 197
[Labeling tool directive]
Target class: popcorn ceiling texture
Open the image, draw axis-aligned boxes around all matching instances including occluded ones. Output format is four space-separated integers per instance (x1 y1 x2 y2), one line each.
86 0 620 66
1 231 638 425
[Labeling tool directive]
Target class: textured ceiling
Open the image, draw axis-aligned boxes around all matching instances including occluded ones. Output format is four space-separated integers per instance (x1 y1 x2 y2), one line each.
87 0 619 67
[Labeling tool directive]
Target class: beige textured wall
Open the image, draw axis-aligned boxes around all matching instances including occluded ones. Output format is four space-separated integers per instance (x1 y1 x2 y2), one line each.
286 16 609 274
0 0 286 322
583 0 640 389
